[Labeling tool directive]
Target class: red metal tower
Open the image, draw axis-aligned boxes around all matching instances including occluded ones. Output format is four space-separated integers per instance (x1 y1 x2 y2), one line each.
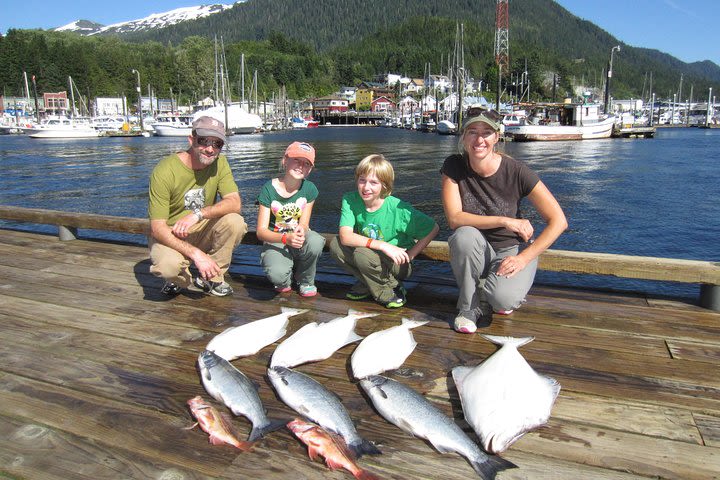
494 0 510 72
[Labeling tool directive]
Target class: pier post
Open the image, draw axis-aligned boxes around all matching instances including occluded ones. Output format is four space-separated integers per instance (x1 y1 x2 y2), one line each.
58 225 78 241
700 284 720 311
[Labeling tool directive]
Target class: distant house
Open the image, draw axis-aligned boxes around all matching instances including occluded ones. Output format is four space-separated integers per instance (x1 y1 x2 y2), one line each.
397 96 419 114
428 75 452 94
371 96 395 113
338 86 356 104
94 97 125 116
405 78 425 95
43 91 68 115
313 95 349 113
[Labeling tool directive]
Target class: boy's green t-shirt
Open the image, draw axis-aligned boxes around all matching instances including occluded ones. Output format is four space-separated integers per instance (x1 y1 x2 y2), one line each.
257 179 319 233
148 153 238 225
338 191 436 250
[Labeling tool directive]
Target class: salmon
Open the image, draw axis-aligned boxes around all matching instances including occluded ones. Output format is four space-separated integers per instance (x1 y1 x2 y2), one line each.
287 418 382 480
187 396 254 451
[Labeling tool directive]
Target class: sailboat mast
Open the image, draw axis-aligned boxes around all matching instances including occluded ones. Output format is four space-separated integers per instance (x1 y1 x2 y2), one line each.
68 76 77 117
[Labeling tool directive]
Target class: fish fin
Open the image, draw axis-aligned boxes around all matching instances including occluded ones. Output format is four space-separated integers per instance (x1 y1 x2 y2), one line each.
327 431 356 460
470 455 518 479
348 438 382 458
183 422 199 431
248 417 289 442
281 307 309 317
481 334 534 349
400 317 429 329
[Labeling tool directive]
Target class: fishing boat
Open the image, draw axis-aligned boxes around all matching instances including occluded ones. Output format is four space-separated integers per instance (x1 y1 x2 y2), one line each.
504 103 615 141
151 114 193 137
28 116 100 139
436 119 457 135
192 104 262 134
290 117 320 129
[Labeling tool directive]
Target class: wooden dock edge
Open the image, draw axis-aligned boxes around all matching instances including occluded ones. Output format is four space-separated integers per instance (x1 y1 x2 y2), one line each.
1 205 718 310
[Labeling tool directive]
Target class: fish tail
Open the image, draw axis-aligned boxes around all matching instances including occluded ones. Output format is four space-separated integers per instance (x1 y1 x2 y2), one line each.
347 308 380 319
481 334 534 349
470 455 518 480
281 307 309 317
348 438 382 458
248 417 289 442
400 317 429 329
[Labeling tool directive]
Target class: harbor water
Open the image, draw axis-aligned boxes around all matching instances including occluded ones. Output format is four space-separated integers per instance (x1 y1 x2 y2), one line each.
1 126 718 301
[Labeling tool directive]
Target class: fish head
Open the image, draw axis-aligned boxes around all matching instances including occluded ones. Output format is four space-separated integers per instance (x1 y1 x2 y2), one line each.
186 395 206 410
287 418 315 435
360 375 389 399
267 366 291 385
198 350 222 369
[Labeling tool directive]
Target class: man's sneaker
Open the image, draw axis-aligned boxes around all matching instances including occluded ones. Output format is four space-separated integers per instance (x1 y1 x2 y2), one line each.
453 310 479 334
299 284 317 297
274 285 292 293
194 277 233 297
161 282 181 296
384 289 406 309
346 283 370 300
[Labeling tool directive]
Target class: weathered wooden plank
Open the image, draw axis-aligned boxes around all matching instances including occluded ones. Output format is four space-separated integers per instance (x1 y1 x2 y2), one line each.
2 207 719 284
0 414 213 480
694 413 720 448
667 339 720 363
512 419 720 480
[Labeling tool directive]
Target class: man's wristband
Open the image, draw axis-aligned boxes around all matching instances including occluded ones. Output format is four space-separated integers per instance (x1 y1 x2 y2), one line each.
193 208 204 221
281 233 288 244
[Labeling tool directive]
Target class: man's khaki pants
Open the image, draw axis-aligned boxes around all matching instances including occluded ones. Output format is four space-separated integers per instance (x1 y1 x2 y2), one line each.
149 213 247 287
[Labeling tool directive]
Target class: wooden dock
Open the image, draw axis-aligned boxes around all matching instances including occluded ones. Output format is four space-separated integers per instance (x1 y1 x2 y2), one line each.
1 227 719 480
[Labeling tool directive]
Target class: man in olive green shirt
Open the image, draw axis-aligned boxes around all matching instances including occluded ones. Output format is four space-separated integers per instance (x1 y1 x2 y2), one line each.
148 116 247 296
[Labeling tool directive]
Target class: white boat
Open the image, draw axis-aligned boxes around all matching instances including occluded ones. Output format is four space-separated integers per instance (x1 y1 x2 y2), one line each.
290 116 320 129
28 117 100 139
193 104 262 134
504 103 615 141
436 119 457 135
92 115 127 132
151 114 193 137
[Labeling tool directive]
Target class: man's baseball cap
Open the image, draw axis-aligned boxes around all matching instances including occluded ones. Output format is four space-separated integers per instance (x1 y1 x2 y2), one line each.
192 116 226 142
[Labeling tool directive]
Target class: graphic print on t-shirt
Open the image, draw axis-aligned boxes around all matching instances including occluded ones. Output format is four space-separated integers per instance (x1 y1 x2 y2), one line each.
271 197 307 232
361 223 384 241
185 187 205 210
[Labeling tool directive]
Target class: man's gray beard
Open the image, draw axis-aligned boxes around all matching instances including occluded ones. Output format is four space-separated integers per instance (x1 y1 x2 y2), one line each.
198 153 217 166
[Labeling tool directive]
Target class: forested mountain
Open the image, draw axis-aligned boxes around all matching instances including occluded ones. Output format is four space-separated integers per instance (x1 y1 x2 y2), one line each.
1 0 718 105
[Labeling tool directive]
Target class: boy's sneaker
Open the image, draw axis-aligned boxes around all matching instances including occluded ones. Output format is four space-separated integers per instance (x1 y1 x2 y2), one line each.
194 277 233 297
161 282 181 296
346 283 370 300
384 287 406 309
453 310 479 334
495 309 514 315
274 285 292 293
298 284 317 297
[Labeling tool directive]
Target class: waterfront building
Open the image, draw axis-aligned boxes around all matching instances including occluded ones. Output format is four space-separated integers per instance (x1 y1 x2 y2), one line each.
312 95 349 114
371 96 395 113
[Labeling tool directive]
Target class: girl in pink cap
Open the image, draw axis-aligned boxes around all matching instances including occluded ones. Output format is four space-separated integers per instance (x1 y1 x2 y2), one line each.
256 142 325 296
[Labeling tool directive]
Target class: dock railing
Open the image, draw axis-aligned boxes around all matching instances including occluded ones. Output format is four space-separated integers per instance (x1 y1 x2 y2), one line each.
1 205 718 311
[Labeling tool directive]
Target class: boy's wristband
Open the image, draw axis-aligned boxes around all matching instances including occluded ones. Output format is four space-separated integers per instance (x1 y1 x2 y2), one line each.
281 233 288 244
366 238 373 248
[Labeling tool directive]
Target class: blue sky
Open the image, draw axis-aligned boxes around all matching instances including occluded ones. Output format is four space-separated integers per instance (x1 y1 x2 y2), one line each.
1 0 717 64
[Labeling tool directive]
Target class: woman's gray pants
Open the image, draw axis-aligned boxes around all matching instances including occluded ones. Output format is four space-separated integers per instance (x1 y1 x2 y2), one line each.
448 226 537 313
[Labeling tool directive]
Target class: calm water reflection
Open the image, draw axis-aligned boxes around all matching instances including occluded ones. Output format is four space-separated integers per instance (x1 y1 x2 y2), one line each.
1 126 718 299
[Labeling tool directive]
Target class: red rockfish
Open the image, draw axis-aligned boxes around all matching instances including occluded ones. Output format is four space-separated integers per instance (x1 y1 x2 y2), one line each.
187 396 254 451
287 418 381 480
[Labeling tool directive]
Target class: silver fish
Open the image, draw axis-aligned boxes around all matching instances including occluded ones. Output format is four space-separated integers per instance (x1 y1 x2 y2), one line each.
268 366 381 458
198 350 286 441
206 307 307 361
452 335 561 454
360 375 516 480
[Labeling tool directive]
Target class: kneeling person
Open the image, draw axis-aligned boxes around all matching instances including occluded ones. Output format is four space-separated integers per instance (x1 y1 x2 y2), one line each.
148 116 247 296
330 154 439 308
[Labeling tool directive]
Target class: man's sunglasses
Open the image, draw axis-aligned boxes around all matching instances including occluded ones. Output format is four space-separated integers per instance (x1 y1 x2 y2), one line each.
195 136 224 149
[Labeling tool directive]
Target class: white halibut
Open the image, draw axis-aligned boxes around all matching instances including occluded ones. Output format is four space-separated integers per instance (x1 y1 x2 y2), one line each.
270 309 376 368
206 307 307 361
351 317 428 379
452 335 561 454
